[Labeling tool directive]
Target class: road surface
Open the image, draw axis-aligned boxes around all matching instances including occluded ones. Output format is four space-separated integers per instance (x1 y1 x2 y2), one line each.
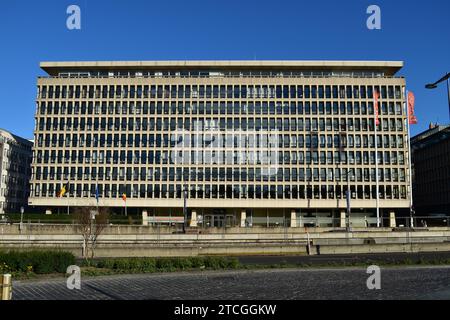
12 266 450 300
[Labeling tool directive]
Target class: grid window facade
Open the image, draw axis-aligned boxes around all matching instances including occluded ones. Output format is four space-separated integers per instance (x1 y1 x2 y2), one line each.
0 130 33 213
30 61 410 212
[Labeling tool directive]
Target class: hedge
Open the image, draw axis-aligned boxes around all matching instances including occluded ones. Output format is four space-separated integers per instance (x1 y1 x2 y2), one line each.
0 250 76 274
93 256 240 272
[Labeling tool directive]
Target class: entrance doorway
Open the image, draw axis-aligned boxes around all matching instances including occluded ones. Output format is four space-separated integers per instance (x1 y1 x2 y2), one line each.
203 209 234 228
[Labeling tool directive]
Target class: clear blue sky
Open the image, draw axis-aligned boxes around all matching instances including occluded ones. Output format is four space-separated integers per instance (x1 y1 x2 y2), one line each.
0 0 449 138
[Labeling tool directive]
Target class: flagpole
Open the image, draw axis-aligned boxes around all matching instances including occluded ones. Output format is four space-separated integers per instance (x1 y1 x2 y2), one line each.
96 180 99 212
406 90 414 228
66 182 69 215
374 91 380 227
67 192 69 215
123 193 127 217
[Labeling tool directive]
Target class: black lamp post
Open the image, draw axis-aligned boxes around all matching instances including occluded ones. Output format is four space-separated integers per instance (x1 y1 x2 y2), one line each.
425 72 450 122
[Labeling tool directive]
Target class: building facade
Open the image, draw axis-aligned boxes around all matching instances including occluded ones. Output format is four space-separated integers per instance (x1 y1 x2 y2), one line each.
411 124 450 215
29 61 411 227
0 129 33 214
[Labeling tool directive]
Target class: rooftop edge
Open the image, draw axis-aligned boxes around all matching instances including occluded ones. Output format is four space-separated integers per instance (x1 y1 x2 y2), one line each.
40 60 404 76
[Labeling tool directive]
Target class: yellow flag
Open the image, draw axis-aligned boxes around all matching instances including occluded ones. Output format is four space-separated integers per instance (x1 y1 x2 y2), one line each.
59 185 66 197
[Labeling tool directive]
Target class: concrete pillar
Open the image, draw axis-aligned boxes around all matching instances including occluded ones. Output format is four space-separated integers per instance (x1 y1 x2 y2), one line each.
298 214 303 228
340 211 346 228
1 274 12 300
190 210 198 227
389 211 396 228
290 210 297 228
240 210 247 227
142 210 148 226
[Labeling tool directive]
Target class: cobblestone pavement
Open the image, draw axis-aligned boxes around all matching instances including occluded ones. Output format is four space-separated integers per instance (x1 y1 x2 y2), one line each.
12 266 450 300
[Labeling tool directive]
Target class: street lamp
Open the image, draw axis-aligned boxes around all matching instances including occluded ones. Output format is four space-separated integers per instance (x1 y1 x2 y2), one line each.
425 72 450 121
338 131 351 230
183 184 188 233
20 206 24 231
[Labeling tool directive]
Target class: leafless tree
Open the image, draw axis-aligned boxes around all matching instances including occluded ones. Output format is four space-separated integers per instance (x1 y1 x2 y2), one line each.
74 206 110 263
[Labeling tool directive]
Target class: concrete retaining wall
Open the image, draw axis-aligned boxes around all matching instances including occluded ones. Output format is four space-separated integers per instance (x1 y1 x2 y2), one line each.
1 224 450 258
0 224 397 235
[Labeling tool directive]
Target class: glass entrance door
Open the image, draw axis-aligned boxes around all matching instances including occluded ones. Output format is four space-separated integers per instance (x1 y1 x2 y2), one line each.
204 214 234 228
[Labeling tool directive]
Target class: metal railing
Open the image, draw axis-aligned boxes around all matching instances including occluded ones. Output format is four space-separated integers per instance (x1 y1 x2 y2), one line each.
390 216 450 228
3 216 450 228
38 74 403 80
2 217 143 226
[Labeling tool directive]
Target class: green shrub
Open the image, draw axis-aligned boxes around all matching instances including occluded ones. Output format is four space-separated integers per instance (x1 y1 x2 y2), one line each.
52 251 75 273
227 257 240 269
95 257 157 272
94 258 112 269
116 258 133 270
0 250 75 274
140 258 156 272
403 258 413 265
190 257 206 268
156 258 176 271
203 256 228 269
92 256 240 273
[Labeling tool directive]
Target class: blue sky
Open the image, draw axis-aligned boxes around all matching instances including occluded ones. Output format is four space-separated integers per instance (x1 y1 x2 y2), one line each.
0 0 449 138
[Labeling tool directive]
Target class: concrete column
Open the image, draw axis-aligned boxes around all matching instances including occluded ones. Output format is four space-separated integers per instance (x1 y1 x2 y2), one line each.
290 210 297 228
389 211 396 228
298 213 303 228
190 210 198 227
340 211 346 228
142 210 148 226
240 210 246 227
1 274 12 300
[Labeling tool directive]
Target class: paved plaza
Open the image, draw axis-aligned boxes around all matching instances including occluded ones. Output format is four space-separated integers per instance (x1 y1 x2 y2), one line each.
12 266 450 300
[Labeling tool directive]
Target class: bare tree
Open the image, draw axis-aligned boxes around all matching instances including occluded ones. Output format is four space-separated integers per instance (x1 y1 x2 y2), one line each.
74 206 110 263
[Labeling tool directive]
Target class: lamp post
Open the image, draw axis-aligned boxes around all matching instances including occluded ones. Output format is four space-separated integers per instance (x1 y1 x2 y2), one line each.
425 72 450 122
183 184 187 233
339 131 351 230
345 175 351 230
20 206 24 231
344 133 351 231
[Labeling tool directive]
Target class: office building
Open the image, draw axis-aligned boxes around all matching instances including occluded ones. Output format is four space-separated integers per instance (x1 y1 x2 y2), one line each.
411 124 450 215
0 128 33 213
29 61 411 227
